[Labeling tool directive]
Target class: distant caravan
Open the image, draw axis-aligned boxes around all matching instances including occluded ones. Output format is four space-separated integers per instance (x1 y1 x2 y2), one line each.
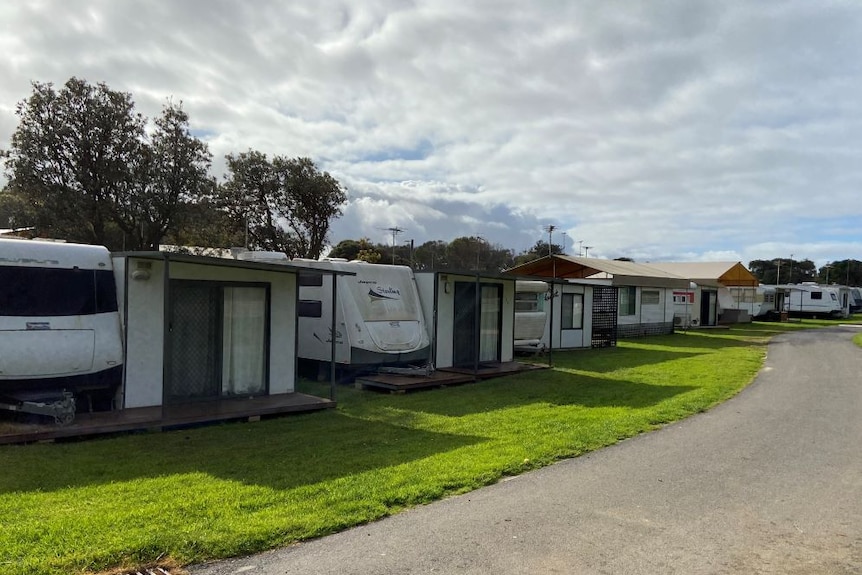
237 252 431 372
0 238 124 423
781 283 845 318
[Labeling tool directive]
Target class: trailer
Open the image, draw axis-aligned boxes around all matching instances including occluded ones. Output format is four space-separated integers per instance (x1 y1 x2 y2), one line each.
782 283 845 318
0 238 124 424
237 253 431 372
514 280 549 352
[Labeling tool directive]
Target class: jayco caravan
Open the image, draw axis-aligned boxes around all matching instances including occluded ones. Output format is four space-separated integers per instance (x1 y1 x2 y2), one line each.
0 238 124 422
238 253 431 370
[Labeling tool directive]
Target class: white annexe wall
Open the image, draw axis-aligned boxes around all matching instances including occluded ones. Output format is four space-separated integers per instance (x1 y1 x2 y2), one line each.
114 253 299 409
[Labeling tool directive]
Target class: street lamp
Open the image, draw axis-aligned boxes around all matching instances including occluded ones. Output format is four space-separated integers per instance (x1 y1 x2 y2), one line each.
825 262 832 284
584 245 593 258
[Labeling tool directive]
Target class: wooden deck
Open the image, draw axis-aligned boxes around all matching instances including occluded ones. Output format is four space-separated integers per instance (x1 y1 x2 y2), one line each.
0 392 335 445
355 361 547 392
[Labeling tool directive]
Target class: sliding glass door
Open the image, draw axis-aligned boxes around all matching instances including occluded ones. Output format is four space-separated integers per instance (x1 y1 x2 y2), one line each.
168 281 269 403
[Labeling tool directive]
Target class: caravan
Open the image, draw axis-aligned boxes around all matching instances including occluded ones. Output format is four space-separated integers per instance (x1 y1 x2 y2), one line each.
514 280 549 351
0 239 124 422
238 253 431 370
783 283 845 318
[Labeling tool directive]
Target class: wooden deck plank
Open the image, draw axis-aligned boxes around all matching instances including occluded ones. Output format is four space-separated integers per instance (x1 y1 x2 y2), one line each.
355 361 546 392
0 392 335 445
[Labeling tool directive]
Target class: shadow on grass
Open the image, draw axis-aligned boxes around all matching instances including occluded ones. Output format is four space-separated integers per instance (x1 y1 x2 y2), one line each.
549 346 704 372
381 373 696 418
0 410 482 495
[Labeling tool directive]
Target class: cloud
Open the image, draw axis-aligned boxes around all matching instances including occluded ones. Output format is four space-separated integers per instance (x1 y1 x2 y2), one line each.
2 0 862 267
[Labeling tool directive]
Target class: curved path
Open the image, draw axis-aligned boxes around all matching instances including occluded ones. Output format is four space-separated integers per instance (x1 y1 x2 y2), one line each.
193 327 862 574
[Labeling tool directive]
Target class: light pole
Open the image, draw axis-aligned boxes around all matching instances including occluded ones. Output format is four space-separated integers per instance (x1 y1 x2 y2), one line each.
788 253 794 284
776 258 781 284
584 245 593 258
561 231 567 254
825 262 832 284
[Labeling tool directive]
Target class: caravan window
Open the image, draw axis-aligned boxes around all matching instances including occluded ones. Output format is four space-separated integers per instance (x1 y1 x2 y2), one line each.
515 291 544 313
298 299 323 318
810 291 822 300
298 272 323 287
0 267 118 316
561 293 583 329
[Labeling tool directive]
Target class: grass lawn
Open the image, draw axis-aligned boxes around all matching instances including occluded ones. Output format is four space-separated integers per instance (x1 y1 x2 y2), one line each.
0 318 856 575
854 332 862 348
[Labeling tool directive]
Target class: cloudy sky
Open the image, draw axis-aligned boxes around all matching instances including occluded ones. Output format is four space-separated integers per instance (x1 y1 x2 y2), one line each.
2 1 861 266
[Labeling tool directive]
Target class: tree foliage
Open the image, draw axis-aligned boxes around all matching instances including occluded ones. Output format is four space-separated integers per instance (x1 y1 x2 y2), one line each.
218 151 347 259
116 102 213 250
0 79 217 250
818 259 862 285
748 258 816 284
2 78 146 246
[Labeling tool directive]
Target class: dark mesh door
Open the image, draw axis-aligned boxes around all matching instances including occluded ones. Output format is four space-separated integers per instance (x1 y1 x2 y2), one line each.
453 282 477 367
168 282 221 401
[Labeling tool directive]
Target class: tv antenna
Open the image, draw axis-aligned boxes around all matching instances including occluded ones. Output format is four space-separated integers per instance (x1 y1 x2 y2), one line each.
383 226 405 264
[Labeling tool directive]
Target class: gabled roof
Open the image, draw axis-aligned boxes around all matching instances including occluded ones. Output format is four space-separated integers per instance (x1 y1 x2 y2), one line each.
503 255 690 288
645 261 758 287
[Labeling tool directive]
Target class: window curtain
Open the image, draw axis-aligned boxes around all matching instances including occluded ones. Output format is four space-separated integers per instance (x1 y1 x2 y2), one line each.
222 287 266 396
479 286 500 362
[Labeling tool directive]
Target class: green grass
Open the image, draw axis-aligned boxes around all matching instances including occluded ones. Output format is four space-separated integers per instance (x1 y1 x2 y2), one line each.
0 318 855 574
854 332 862 348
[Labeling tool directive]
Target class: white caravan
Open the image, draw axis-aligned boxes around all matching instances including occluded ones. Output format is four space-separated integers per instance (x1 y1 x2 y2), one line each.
784 283 844 318
514 280 549 351
0 238 124 422
238 253 431 369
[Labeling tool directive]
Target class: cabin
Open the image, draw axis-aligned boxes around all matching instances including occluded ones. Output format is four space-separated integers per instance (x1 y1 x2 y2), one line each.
113 252 331 410
414 271 516 370
505 256 689 343
645 262 759 326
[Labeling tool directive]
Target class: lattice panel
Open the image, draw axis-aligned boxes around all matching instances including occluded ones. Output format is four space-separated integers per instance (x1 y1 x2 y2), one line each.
591 286 618 348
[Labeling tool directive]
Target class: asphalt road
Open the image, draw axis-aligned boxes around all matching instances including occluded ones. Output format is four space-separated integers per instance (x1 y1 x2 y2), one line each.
192 326 862 574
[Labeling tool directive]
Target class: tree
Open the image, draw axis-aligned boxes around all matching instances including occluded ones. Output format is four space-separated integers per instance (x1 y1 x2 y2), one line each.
328 238 382 262
749 258 816 284
818 259 862 285
2 78 146 246
114 102 213 250
218 152 347 258
413 240 449 270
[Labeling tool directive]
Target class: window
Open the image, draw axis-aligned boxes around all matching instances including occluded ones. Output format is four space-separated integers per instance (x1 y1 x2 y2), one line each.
0 267 118 316
561 293 584 329
298 299 323 317
619 286 636 316
810 291 822 300
298 271 323 287
641 290 660 305
515 291 544 312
